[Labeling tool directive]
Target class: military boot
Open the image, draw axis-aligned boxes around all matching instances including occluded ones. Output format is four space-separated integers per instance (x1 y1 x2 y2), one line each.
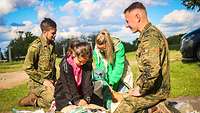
18 93 37 106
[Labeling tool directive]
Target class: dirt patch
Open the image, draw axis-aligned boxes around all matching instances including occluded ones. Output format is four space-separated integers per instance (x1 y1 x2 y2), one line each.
0 71 28 90
169 96 200 112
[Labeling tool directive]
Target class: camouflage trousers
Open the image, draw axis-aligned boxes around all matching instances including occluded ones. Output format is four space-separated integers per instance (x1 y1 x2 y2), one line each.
113 95 163 113
28 79 54 108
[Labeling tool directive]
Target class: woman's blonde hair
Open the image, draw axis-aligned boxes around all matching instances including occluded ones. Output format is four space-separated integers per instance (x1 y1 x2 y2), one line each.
96 29 114 64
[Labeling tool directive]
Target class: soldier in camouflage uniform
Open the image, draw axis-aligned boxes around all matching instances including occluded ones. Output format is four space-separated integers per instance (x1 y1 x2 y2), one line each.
19 18 57 108
112 2 170 113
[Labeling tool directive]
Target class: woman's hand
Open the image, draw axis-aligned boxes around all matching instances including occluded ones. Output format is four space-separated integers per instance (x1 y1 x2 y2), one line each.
78 99 88 106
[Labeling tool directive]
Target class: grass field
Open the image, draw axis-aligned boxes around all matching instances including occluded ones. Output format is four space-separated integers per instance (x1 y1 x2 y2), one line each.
126 51 200 97
0 51 200 112
0 60 24 73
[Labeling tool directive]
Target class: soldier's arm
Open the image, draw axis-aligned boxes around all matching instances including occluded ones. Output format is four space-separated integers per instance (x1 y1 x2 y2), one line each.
136 33 161 95
51 46 57 83
24 44 45 84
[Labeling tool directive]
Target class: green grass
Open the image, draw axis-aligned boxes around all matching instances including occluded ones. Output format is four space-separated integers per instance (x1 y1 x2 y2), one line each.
0 51 200 112
126 50 200 97
0 61 24 73
0 58 62 74
170 61 200 97
0 83 30 112
0 58 62 112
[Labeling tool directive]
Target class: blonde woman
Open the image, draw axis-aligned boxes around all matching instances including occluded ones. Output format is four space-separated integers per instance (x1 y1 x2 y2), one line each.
92 29 133 109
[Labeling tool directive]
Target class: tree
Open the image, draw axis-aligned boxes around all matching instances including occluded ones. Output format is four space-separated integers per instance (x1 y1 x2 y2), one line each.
181 0 200 12
0 48 5 60
5 32 37 60
167 33 185 50
55 33 97 57
55 39 70 58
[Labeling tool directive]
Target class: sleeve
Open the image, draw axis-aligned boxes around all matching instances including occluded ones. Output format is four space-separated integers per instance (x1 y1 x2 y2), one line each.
59 59 81 105
136 33 161 95
108 43 125 87
81 62 94 103
24 45 44 84
51 47 57 82
92 49 98 69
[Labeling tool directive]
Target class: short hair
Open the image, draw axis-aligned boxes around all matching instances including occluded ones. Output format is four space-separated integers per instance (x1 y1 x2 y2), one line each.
124 2 146 14
40 18 57 32
66 38 80 56
66 38 92 59
73 42 91 59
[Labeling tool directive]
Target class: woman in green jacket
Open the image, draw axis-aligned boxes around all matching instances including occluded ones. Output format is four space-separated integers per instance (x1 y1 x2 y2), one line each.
92 29 133 109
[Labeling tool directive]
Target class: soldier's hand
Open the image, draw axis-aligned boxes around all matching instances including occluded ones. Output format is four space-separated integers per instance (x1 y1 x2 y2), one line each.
128 86 141 97
43 79 52 86
43 79 55 92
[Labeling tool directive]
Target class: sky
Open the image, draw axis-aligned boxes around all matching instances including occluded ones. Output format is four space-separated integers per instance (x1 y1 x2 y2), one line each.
0 0 200 51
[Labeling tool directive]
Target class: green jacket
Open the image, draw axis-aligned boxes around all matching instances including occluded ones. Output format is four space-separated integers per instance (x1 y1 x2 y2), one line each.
24 36 57 84
93 37 125 90
136 23 170 99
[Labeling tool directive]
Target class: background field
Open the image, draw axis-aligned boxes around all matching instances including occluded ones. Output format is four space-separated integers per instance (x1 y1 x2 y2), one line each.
0 61 24 73
0 50 200 112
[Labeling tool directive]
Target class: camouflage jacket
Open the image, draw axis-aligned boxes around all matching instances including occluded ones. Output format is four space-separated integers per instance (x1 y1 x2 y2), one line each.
135 23 170 99
24 36 57 84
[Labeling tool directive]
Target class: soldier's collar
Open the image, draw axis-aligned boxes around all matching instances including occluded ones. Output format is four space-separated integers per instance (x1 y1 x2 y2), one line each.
39 35 48 47
139 22 152 39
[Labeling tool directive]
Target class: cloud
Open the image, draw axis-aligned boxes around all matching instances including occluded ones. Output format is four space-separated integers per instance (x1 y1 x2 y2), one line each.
57 31 82 41
57 0 140 43
140 0 168 6
0 0 39 16
0 41 10 50
158 9 200 36
60 0 78 15
58 0 168 39
0 0 172 50
36 6 54 21
59 16 78 28
0 21 40 41
10 22 25 27
0 20 41 49
0 26 9 33
58 0 133 32
112 26 139 42
0 17 5 25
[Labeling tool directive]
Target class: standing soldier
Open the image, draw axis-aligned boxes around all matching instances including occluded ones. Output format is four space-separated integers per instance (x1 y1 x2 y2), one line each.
112 2 170 113
19 18 57 108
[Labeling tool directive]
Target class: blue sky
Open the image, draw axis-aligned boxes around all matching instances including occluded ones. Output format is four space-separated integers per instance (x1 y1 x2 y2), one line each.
0 0 200 51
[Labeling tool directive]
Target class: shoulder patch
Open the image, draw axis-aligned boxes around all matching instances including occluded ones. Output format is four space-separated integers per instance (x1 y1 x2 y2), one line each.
30 38 41 49
112 37 122 51
112 37 120 46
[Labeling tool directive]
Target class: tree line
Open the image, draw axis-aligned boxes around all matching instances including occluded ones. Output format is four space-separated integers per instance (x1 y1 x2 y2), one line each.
1 31 186 61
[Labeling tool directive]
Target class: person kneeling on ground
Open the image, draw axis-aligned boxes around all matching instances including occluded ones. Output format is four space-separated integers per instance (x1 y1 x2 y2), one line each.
54 39 94 111
19 18 57 108
92 29 133 110
110 2 170 113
